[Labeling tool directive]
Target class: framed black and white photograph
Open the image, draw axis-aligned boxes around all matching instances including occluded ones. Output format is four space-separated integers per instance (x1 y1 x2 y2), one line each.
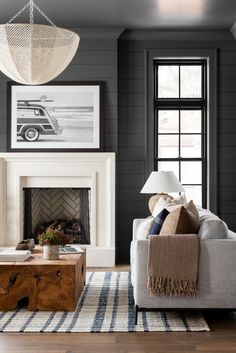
7 81 104 152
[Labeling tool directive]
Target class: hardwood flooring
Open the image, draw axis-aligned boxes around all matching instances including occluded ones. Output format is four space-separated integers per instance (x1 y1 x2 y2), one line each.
1 266 236 353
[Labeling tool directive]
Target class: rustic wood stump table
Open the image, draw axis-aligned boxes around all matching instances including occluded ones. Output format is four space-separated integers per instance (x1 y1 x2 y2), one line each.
0 247 86 311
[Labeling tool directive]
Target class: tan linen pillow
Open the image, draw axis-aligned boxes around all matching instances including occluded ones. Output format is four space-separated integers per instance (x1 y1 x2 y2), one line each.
160 200 199 235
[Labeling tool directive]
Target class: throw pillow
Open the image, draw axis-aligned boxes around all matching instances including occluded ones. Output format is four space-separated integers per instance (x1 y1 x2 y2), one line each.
152 197 180 217
149 208 170 235
136 216 154 240
173 194 186 205
160 200 199 235
148 193 173 214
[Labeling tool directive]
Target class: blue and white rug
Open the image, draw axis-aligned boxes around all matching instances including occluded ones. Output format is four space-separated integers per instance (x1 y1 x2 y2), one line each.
0 272 209 332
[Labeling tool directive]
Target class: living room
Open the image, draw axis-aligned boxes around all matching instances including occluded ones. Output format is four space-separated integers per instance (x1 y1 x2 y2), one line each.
0 0 236 352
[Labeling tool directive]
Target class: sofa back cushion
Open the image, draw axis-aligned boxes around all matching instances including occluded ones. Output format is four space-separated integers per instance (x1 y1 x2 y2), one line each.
198 208 228 239
160 200 199 235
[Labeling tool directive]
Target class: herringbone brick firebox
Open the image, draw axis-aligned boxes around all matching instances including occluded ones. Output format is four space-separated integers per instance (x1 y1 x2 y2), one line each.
23 187 91 244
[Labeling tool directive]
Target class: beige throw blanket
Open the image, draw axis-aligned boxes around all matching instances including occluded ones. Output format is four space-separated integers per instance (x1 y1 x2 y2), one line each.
147 234 199 297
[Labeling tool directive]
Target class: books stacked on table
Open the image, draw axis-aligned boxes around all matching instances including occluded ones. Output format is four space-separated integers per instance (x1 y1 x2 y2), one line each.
59 245 85 254
0 248 31 262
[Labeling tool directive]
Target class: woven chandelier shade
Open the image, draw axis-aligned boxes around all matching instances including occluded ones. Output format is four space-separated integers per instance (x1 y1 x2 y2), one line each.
0 2 80 85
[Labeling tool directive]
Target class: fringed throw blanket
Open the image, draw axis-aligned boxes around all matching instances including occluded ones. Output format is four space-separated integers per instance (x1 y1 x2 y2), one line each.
147 234 199 297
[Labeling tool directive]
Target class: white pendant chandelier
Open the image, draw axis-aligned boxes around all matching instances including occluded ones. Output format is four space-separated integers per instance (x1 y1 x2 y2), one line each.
0 0 80 85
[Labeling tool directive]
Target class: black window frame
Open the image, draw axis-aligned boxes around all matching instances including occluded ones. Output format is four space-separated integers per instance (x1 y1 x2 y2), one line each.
145 49 217 213
153 59 207 207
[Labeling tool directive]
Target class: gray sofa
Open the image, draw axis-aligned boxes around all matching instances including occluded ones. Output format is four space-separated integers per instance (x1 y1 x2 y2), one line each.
130 216 236 322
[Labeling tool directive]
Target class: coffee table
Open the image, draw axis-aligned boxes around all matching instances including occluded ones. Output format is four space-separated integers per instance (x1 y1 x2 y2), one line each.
0 247 86 311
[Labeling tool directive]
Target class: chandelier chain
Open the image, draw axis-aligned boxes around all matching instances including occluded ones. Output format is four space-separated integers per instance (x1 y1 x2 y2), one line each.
7 2 30 24
33 3 56 27
29 0 34 24
7 0 55 26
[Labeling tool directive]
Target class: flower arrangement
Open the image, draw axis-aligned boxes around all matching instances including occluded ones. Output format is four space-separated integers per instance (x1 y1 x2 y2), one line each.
37 227 69 246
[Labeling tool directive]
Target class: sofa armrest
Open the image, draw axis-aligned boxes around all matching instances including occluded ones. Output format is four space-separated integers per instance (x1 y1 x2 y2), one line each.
132 218 145 241
130 238 236 308
130 239 149 288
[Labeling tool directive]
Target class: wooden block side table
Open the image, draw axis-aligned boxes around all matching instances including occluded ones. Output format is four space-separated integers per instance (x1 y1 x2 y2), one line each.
0 247 86 311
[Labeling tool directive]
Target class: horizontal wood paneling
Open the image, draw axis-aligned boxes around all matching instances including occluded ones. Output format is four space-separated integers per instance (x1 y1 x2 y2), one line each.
0 34 121 260
119 79 145 93
119 106 145 120
0 35 119 154
117 32 236 262
118 147 146 161
119 119 144 134
1 28 236 263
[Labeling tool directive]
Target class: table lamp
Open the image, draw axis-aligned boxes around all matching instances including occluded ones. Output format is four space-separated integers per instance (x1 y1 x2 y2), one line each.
140 171 185 212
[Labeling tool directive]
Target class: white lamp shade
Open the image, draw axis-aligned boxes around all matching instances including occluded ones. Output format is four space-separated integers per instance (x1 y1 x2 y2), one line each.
140 171 185 194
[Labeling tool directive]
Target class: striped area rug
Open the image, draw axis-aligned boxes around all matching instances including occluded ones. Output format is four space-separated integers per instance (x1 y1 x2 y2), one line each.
0 272 209 332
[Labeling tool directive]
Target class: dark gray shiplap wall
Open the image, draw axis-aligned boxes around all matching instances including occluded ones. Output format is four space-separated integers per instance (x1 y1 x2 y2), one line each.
0 28 122 260
117 30 236 262
1 28 236 263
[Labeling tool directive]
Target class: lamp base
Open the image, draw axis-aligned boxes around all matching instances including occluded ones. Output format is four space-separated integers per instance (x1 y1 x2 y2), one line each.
148 193 174 214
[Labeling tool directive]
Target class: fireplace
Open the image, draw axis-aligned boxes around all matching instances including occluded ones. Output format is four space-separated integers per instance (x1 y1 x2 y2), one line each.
23 187 91 244
0 153 115 267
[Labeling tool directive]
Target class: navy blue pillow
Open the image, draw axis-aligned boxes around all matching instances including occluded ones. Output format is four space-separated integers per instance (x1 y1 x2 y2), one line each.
149 208 170 235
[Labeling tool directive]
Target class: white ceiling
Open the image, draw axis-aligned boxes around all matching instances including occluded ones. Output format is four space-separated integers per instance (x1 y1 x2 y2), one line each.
1 0 236 30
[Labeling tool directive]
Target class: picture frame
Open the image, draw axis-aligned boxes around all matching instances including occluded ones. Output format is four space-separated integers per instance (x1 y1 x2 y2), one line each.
7 81 104 152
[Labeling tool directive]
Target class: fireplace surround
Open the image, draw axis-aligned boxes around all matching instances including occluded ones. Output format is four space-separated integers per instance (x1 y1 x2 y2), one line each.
0 153 115 267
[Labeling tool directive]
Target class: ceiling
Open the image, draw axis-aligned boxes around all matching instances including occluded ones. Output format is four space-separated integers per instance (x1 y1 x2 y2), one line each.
1 0 236 30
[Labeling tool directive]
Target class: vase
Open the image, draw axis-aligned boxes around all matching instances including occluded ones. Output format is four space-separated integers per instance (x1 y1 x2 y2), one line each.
43 245 59 260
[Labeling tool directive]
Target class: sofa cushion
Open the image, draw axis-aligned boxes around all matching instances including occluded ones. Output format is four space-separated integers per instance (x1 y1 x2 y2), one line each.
152 197 181 217
160 200 199 235
149 208 170 235
198 208 228 239
136 216 154 240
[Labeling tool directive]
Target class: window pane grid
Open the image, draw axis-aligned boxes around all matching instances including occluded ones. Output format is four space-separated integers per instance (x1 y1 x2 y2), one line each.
154 59 207 207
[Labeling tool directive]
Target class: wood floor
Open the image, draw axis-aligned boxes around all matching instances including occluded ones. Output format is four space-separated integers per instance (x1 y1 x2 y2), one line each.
1 266 236 353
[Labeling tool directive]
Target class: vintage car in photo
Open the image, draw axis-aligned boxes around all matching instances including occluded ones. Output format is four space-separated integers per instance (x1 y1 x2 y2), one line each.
17 101 62 142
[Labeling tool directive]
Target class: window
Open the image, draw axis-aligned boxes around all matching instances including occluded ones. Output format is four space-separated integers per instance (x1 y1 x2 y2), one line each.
154 60 207 207
39 109 46 116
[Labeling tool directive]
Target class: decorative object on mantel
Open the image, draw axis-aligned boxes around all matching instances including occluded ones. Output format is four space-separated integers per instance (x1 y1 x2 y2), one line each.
0 0 79 85
7 81 104 152
37 228 69 260
140 171 185 213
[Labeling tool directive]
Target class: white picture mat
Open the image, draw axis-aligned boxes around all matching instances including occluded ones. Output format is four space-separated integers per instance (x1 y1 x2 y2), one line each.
10 85 101 149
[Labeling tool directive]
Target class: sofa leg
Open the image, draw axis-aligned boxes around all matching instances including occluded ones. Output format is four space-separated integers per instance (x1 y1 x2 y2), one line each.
135 305 138 325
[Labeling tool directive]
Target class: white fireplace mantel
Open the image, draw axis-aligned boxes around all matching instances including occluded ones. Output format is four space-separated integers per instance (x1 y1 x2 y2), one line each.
0 152 115 267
